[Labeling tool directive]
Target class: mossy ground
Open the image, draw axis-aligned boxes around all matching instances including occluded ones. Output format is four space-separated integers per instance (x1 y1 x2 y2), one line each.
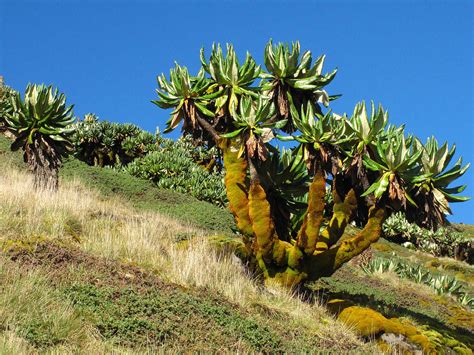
309 239 474 351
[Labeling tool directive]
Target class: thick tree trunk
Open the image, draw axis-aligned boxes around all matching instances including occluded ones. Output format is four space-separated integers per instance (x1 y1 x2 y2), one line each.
218 145 386 287
216 135 387 288
220 139 253 237
25 140 60 190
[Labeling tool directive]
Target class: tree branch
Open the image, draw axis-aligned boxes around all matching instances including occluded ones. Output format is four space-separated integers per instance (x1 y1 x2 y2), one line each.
196 113 221 143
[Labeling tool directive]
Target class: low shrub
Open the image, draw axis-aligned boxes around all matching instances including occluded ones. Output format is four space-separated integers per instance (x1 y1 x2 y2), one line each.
362 256 474 309
63 282 283 351
71 117 226 206
383 212 473 263
125 137 226 206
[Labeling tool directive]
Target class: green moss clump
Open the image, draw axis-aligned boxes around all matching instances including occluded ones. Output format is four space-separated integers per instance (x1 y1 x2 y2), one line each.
371 242 393 253
2 235 49 254
419 326 472 354
296 172 326 255
249 183 276 260
338 306 432 352
221 142 253 237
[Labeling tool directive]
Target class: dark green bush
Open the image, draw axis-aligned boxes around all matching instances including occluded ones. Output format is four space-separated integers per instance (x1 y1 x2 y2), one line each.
0 83 17 132
71 114 157 167
6 102 225 208
71 116 226 207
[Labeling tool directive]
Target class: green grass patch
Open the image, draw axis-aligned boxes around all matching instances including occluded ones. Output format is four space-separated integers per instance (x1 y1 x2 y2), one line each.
60 158 235 234
0 134 235 234
3 241 360 352
0 257 91 350
0 135 23 168
63 282 282 352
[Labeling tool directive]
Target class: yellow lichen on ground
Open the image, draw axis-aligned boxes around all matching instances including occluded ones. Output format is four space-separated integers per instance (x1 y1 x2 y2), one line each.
338 305 473 354
338 306 432 352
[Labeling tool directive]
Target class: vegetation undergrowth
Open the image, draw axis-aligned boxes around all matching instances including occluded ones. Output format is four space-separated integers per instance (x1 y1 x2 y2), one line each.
0 256 117 353
6 241 364 352
61 157 234 233
0 155 370 353
362 255 473 309
383 212 473 263
309 246 474 350
72 116 227 207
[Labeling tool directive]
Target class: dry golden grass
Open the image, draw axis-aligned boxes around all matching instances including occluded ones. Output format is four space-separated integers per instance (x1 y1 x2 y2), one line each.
0 162 372 352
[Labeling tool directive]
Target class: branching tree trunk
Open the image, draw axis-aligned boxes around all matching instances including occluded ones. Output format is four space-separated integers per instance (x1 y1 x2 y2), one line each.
221 145 386 287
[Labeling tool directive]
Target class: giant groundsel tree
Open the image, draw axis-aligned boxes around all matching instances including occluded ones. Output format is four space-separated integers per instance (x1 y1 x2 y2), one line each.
1 84 75 189
154 41 470 287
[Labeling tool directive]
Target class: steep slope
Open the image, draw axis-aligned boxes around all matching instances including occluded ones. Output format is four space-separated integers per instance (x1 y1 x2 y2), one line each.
0 137 370 353
1 134 472 353
0 135 235 234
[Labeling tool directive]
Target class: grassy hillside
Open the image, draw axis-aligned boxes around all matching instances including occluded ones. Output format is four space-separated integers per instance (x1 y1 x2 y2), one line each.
0 135 235 234
0 136 370 353
0 134 472 353
60 158 235 234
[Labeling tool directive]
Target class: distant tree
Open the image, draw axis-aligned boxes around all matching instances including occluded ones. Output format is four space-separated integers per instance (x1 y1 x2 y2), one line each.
2 84 75 189
71 114 157 167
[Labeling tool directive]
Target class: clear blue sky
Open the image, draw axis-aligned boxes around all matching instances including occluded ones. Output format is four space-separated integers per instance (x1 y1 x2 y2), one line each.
1 0 473 223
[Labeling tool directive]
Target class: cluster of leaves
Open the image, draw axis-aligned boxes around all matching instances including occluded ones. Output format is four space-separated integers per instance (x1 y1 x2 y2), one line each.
154 40 470 235
0 83 17 131
125 136 226 206
362 256 473 309
71 114 157 167
335 104 469 229
383 212 473 263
